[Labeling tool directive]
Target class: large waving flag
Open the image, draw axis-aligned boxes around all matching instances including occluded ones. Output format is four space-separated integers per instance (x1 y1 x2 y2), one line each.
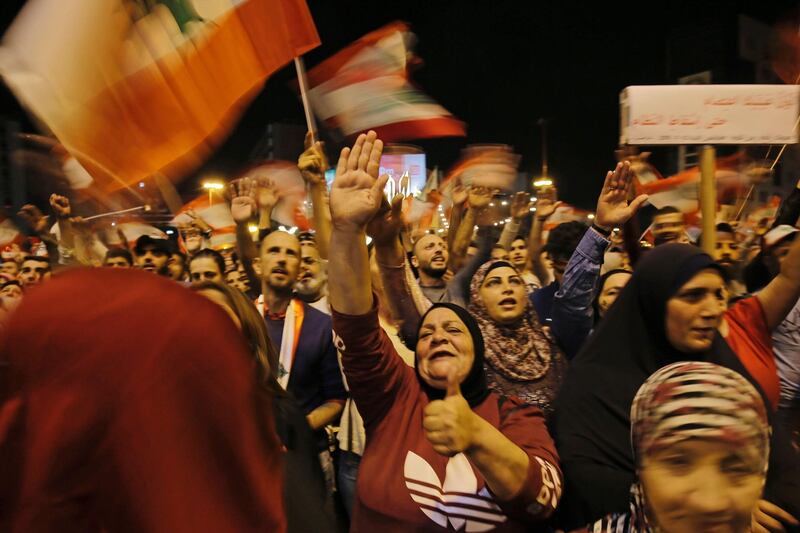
0 0 319 193
306 22 465 142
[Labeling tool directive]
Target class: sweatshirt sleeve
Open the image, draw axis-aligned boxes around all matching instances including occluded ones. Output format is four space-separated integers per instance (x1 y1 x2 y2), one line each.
495 397 563 522
331 302 415 428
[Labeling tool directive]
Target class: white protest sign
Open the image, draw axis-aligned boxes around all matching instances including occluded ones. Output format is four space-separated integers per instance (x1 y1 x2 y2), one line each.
620 85 800 145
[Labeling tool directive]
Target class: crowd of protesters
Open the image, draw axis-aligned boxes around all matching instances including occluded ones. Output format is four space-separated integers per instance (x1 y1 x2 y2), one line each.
2 129 800 533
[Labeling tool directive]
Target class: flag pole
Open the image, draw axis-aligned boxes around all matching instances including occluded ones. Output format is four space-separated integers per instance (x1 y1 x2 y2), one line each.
699 145 716 254
83 205 149 221
294 57 318 143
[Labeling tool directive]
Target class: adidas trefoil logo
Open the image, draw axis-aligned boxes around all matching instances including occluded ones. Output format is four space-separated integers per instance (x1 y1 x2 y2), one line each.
404 451 507 532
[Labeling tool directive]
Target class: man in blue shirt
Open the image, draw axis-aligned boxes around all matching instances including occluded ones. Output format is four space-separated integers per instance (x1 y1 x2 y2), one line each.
258 230 345 435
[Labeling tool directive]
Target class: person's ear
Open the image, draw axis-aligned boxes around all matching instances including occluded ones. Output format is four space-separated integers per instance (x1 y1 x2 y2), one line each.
411 255 419 268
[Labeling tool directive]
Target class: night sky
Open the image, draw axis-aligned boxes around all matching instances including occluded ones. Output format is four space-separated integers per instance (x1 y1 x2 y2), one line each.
1 0 798 209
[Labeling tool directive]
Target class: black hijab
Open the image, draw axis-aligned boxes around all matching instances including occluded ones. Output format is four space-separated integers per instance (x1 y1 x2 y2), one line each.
552 244 800 529
415 302 490 408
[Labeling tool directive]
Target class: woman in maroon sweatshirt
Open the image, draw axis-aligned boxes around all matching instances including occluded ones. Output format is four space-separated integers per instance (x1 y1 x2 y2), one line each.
327 131 562 532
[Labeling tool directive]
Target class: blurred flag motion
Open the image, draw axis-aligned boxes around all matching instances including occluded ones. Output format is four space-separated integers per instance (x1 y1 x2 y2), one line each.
306 22 465 142
443 144 520 192
637 153 754 213
0 0 319 193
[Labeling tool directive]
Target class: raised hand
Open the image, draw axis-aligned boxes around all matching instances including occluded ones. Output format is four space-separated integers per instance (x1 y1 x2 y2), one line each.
367 194 404 246
298 131 329 186
256 177 279 209
330 131 388 233
228 178 257 223
467 185 492 210
422 368 477 457
451 180 468 206
535 187 560 221
49 194 71 219
594 161 648 230
509 191 531 221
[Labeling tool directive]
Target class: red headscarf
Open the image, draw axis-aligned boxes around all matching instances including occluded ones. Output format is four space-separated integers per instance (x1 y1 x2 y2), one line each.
0 268 285 532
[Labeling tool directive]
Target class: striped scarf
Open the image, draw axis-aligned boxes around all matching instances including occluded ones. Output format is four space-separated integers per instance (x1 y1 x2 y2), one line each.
587 361 769 533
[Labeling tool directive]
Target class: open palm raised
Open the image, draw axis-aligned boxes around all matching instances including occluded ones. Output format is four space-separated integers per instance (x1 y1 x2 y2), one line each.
330 131 389 232
594 161 649 229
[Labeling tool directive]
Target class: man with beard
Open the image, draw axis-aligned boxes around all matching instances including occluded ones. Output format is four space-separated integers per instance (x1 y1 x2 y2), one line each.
294 239 329 314
701 222 747 299
134 236 172 276
410 232 449 303
257 230 345 472
168 251 188 282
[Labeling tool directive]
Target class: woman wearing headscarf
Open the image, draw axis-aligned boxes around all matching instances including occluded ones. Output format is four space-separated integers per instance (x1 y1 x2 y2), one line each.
467 260 567 417
553 243 800 531
0 268 285 532
593 268 632 322
576 361 775 533
327 132 562 531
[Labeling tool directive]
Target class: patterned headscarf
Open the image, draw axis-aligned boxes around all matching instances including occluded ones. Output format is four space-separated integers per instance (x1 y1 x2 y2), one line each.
467 261 556 381
631 361 770 472
588 361 770 532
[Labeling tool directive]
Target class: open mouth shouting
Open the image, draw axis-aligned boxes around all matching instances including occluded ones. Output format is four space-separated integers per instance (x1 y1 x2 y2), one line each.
498 297 517 309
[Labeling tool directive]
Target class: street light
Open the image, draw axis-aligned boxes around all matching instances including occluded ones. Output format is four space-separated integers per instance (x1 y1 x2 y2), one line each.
202 180 225 205
532 118 555 191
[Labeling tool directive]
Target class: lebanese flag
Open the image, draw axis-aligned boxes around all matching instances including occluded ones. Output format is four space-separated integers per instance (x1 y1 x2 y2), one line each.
172 193 237 250
0 0 319 193
306 22 465 142
441 145 520 192
543 204 591 233
639 153 750 213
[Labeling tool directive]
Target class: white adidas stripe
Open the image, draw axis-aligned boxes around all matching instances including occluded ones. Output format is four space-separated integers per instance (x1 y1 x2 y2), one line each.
408 494 506 523
404 481 501 510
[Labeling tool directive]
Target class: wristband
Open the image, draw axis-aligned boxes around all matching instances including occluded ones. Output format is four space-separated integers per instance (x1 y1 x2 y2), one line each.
591 223 612 238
